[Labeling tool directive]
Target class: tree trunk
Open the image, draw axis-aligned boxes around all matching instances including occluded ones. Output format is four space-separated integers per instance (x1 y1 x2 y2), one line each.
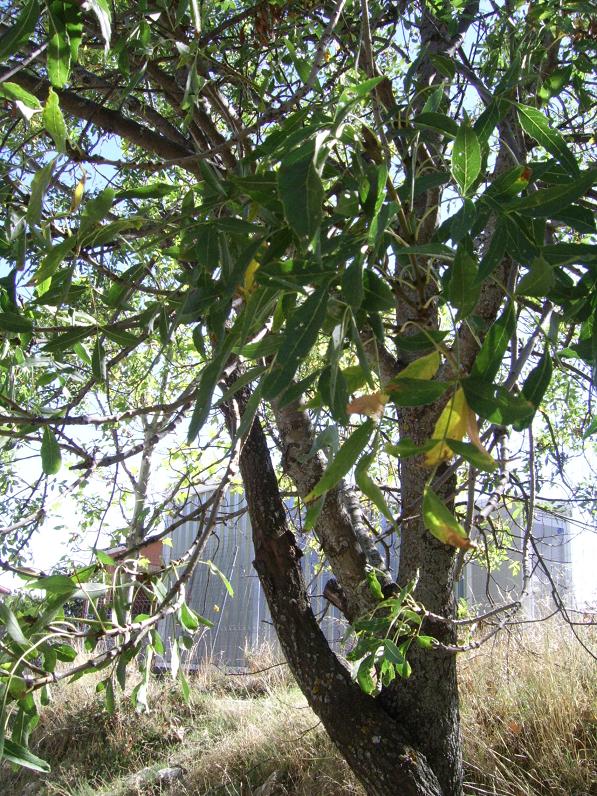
223 392 444 795
382 403 462 795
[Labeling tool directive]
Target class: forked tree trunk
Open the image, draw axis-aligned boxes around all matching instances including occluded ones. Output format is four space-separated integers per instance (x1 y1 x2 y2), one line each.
224 392 445 796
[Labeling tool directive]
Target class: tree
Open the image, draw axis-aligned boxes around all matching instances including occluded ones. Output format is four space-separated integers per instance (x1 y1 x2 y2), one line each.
0 1 595 793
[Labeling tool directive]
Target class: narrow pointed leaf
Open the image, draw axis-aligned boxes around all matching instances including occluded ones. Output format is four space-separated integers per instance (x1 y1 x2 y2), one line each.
41 427 62 475
445 439 497 471
278 153 323 242
42 88 67 153
0 0 39 62
305 420 374 502
355 452 393 521
47 1 71 88
517 103 579 177
262 285 329 400
2 739 50 773
86 0 112 48
27 159 56 226
452 124 481 195
472 303 515 382
423 487 473 550
0 82 41 110
446 245 479 318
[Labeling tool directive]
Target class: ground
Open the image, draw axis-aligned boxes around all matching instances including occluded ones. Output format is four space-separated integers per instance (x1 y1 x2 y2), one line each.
2 625 595 796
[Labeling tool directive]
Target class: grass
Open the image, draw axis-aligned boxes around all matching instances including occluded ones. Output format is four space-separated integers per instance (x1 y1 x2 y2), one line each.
1 627 595 796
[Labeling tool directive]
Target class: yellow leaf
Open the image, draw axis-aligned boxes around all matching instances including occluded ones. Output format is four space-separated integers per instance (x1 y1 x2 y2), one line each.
239 258 260 298
70 170 86 212
346 391 389 420
425 387 471 467
392 351 440 383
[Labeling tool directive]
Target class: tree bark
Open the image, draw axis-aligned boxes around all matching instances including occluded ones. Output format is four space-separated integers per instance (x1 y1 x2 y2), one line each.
273 398 384 619
384 404 462 796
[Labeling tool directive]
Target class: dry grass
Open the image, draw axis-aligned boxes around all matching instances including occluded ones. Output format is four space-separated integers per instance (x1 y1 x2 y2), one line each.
1 624 595 796
460 622 597 796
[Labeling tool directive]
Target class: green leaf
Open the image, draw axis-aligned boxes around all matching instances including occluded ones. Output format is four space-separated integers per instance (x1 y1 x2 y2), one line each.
462 380 534 426
31 236 77 284
505 169 596 217
63 0 82 61
79 188 115 238
521 351 553 409
2 739 50 773
91 338 106 382
262 285 330 400
382 638 405 665
423 486 472 549
0 0 40 62
27 159 56 226
339 76 384 102
355 452 393 521
517 103 579 177
395 330 448 353
43 88 67 153
201 559 234 597
387 378 449 407
104 678 115 713
41 427 62 475
278 153 323 242
0 602 28 646
366 570 384 600
27 574 75 594
516 257 555 297
179 602 201 632
582 416 597 439
445 439 497 471
394 243 455 259
95 549 115 567
472 303 515 383
415 635 437 649
54 643 77 662
47 1 71 88
385 439 436 458
478 221 507 282
303 494 325 532
542 243 597 267
187 319 243 443
474 100 501 144
179 670 191 703
0 311 33 332
452 124 481 195
0 82 41 110
356 655 376 694
233 382 263 442
414 112 458 138
305 419 375 502
86 0 111 48
446 244 479 318
43 327 94 353
362 269 395 312
115 183 177 200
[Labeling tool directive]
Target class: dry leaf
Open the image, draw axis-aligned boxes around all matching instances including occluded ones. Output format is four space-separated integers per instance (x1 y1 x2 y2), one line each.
346 391 389 420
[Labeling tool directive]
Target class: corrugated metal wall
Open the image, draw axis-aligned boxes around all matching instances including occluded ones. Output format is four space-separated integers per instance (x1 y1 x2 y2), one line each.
156 490 573 668
156 489 355 669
